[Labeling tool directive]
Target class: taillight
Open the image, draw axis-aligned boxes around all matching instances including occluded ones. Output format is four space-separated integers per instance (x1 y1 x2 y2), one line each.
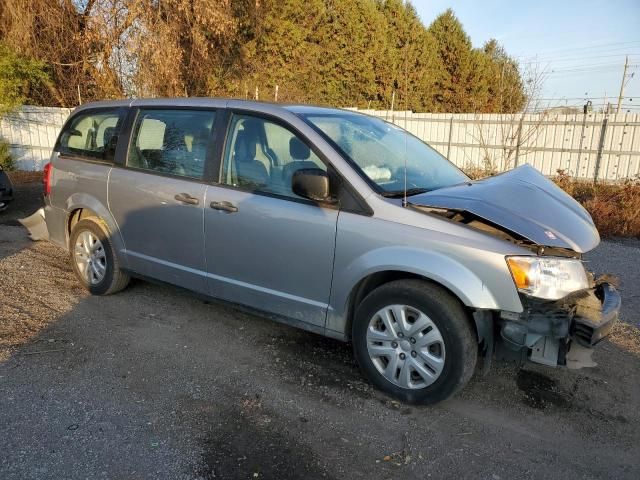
43 162 52 196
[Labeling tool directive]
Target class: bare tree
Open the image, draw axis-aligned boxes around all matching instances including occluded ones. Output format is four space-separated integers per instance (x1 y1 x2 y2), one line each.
466 62 555 176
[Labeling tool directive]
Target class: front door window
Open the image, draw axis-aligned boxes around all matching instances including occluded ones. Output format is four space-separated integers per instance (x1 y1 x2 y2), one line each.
221 114 326 199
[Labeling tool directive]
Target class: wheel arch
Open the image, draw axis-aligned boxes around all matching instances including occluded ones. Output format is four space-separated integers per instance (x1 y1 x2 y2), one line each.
65 193 127 266
326 247 507 340
343 270 480 342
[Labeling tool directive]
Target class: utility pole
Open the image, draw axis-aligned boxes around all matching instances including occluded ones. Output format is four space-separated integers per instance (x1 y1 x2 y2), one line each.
616 55 629 113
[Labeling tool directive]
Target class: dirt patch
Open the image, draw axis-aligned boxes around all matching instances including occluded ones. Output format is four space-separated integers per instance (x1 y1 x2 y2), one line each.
192 396 333 480
0 234 85 361
608 322 640 356
516 369 572 409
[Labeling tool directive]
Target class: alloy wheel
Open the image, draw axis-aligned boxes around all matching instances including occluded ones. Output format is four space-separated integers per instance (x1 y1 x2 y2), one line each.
74 230 107 285
366 304 446 389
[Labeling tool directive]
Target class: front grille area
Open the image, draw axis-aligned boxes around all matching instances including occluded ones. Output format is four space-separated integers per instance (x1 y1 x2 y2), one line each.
572 322 596 346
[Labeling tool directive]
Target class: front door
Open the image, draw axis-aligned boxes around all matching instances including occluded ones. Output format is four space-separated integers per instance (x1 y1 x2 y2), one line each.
204 113 338 328
108 108 217 294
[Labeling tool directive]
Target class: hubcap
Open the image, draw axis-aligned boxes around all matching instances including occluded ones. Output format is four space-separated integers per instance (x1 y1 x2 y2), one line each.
73 230 107 285
366 304 446 389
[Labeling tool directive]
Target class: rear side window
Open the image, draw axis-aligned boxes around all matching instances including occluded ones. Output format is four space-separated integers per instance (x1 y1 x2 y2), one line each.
127 109 216 179
58 109 125 162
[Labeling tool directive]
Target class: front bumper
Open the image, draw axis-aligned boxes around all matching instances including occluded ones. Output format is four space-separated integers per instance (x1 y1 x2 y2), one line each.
498 282 620 366
572 283 620 346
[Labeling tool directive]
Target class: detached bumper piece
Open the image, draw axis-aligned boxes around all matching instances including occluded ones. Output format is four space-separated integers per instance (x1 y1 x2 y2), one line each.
572 283 620 346
18 208 50 241
498 282 620 367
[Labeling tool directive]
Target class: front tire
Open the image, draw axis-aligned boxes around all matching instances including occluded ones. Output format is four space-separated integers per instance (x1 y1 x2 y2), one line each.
69 218 129 295
352 279 477 405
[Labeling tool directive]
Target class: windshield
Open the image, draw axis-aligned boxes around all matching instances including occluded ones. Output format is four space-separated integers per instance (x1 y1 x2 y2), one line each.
300 111 468 196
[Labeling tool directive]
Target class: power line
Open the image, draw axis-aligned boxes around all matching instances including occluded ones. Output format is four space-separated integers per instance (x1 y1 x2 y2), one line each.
520 52 640 65
547 64 638 73
534 96 638 100
513 40 640 58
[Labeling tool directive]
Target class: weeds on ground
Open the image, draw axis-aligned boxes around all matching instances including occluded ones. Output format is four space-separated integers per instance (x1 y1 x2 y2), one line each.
0 138 14 170
554 170 640 238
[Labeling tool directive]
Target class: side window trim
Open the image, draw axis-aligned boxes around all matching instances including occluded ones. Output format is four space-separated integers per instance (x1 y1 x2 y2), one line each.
206 109 232 184
55 107 127 163
120 106 219 183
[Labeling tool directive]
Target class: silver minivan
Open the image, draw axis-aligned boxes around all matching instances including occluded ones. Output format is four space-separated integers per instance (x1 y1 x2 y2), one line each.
37 98 620 404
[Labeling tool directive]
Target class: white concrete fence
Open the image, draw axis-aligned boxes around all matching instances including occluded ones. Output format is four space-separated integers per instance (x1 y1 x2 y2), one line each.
2 105 640 181
353 109 640 182
1 106 73 171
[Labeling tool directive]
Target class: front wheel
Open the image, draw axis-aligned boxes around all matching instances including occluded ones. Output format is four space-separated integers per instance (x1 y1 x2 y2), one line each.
69 218 130 295
352 280 477 405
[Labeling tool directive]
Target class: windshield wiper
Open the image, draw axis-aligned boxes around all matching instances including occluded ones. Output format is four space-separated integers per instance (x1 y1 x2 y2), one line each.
381 188 430 198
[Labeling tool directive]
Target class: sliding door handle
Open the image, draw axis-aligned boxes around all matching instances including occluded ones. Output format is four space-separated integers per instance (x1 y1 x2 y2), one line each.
210 201 238 213
174 193 200 205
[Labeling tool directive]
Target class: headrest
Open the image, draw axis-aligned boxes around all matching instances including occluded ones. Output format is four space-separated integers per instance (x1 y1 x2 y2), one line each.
234 131 257 162
289 137 310 160
103 127 116 147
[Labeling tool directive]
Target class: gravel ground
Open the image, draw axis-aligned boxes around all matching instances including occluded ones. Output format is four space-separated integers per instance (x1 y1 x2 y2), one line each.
1 183 639 479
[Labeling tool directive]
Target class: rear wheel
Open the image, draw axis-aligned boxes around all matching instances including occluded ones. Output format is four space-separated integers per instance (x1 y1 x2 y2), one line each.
352 279 477 404
69 218 129 295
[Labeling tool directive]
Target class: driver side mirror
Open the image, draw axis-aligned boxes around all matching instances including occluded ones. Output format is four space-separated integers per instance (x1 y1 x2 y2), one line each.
292 168 333 202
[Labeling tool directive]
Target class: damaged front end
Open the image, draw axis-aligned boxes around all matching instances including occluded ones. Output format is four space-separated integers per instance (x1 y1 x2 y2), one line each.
407 165 621 371
498 280 620 369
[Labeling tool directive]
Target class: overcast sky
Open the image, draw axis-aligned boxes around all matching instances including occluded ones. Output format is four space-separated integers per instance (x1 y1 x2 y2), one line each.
413 0 640 112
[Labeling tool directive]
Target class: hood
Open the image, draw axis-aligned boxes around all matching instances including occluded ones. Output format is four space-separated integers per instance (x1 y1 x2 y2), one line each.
410 164 599 253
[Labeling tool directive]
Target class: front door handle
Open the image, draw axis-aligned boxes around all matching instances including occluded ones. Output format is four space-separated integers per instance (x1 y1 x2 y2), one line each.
210 201 238 213
174 193 200 205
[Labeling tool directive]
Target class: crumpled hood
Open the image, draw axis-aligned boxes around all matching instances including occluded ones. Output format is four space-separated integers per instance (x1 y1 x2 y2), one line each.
410 164 600 253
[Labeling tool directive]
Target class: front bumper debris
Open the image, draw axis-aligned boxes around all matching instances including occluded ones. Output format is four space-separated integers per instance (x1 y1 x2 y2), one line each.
498 282 620 367
572 283 620 346
19 208 50 241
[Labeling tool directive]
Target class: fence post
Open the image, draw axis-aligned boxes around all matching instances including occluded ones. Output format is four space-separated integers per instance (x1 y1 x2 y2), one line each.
593 117 608 184
514 114 524 167
446 116 454 159
575 112 587 179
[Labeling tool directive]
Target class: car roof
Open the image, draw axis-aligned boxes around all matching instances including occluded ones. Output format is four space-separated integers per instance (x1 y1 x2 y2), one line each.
71 98 354 117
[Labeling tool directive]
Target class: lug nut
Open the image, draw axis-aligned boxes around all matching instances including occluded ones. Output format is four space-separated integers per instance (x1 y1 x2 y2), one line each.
397 332 404 338
399 353 406 360
391 342 398 348
410 337 416 344
411 351 417 358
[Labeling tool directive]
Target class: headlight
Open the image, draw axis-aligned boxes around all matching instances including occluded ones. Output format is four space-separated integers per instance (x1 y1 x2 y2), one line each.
506 256 589 300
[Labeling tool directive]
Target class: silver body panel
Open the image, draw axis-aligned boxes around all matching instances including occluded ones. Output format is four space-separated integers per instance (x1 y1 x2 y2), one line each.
204 185 338 327
108 167 208 294
44 98 598 341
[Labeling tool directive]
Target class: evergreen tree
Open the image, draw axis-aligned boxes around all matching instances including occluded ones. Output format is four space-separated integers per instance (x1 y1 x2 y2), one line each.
0 42 49 112
427 9 481 112
482 39 527 112
0 1 527 113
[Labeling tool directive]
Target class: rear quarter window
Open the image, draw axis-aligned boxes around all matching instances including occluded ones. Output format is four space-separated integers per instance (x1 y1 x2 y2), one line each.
57 108 125 162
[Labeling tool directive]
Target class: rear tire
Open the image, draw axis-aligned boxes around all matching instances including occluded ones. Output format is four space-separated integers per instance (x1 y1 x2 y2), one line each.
352 279 477 405
69 218 129 295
